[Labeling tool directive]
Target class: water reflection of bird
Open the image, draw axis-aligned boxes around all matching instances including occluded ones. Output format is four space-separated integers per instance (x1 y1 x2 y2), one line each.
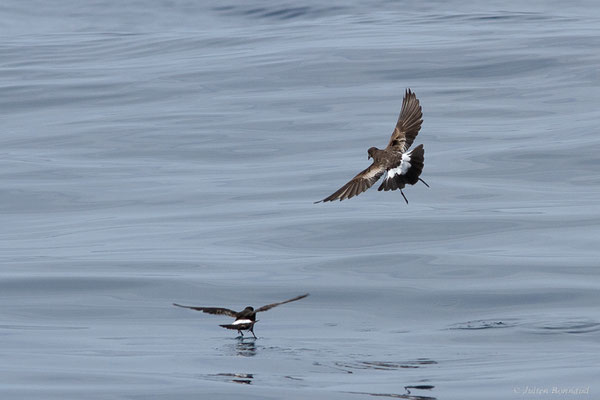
173 293 309 338
235 339 256 357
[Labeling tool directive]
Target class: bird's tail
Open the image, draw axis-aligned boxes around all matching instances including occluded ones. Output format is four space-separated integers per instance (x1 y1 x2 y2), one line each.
402 144 425 185
377 144 426 191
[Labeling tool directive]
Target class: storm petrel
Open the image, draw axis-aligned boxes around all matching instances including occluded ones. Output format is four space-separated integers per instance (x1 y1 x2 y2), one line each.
316 89 429 204
173 293 309 338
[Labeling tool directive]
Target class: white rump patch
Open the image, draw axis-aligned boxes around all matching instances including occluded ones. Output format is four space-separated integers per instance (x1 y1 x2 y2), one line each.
386 153 412 179
232 319 253 326
400 153 412 174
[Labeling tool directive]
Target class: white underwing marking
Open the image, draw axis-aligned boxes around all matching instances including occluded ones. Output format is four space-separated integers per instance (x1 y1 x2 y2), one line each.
232 319 253 325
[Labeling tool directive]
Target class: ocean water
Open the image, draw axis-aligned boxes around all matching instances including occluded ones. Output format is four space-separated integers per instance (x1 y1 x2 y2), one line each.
1 1 599 399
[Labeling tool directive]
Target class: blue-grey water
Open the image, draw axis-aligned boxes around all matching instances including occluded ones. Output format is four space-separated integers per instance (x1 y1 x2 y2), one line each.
2 1 599 399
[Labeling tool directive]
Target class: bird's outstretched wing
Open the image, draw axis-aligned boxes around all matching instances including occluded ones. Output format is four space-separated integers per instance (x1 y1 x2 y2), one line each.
173 303 237 317
315 163 385 203
386 89 423 153
255 293 309 313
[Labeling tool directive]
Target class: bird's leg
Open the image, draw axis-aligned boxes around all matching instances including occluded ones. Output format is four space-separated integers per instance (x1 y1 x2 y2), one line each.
419 178 430 187
400 190 409 204
238 330 243 337
250 327 257 339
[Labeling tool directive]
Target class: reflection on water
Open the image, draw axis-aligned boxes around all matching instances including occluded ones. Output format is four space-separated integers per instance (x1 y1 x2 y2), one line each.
448 319 520 330
210 373 254 385
348 385 436 400
405 385 435 392
236 338 257 357
222 337 258 357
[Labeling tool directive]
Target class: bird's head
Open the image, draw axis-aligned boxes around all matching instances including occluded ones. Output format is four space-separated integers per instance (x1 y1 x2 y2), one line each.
244 306 254 312
367 147 378 160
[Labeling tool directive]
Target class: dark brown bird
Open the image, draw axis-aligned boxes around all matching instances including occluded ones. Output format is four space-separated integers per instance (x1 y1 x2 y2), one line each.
173 293 309 338
315 89 429 204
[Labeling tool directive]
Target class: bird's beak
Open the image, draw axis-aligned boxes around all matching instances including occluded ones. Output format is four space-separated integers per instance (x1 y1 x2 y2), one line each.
368 155 371 160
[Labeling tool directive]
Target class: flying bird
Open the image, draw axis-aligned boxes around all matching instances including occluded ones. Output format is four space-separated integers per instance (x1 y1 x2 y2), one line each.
173 293 309 338
316 89 429 204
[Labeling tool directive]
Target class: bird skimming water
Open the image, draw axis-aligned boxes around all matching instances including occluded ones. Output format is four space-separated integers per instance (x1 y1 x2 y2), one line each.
173 293 309 338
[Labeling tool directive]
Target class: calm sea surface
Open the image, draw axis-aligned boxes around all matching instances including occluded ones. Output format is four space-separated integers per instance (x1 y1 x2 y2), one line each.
1 1 599 399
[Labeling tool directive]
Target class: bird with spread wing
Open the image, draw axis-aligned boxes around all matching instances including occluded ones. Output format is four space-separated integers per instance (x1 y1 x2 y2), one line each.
173 293 309 338
316 89 429 204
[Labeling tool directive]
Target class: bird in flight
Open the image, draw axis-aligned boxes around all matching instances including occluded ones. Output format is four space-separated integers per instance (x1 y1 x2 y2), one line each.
316 89 429 204
173 293 309 338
